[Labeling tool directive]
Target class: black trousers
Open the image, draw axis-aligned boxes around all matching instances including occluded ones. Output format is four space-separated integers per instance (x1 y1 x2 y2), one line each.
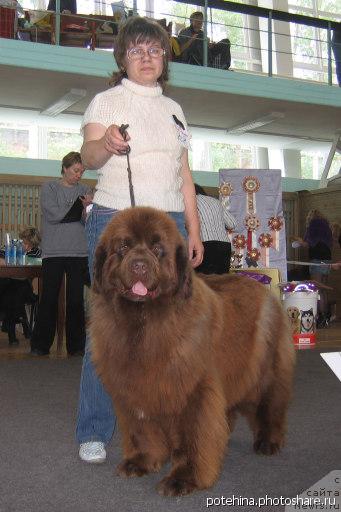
30 257 88 355
195 241 232 275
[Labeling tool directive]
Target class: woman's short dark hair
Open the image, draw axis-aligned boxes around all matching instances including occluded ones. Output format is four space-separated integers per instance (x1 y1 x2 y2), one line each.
111 16 170 90
61 151 82 174
194 183 207 196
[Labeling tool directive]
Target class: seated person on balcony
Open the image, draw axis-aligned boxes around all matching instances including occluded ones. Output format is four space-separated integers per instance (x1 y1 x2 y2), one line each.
47 0 77 14
178 11 205 66
0 227 41 346
178 11 231 69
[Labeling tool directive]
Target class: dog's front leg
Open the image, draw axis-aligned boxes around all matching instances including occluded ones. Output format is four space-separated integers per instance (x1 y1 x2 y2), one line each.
157 378 228 496
116 408 170 477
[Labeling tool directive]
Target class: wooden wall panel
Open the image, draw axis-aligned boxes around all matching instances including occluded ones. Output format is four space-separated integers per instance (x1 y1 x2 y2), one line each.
0 174 96 243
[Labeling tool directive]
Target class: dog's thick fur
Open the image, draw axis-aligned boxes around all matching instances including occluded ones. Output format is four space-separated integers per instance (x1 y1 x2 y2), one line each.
91 207 295 496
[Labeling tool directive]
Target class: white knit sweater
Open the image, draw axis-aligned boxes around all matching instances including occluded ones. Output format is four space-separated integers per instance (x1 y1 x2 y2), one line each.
82 79 188 211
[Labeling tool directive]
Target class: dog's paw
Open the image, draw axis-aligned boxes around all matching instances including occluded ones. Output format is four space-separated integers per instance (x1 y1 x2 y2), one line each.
157 475 197 497
253 439 281 455
116 458 149 478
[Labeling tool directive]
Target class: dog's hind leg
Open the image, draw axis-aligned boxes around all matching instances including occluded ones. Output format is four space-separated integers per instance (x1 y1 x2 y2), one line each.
116 411 170 477
157 378 228 496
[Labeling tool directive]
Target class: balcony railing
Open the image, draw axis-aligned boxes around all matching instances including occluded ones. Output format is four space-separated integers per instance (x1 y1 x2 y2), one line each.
0 0 340 86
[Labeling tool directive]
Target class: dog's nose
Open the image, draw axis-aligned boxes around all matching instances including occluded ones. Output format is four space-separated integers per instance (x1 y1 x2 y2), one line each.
131 260 148 276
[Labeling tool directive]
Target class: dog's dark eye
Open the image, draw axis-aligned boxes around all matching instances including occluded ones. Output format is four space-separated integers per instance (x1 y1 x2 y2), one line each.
152 244 164 258
117 240 130 256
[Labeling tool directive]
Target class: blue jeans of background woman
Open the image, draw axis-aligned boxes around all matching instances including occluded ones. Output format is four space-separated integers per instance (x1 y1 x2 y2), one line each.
76 205 187 444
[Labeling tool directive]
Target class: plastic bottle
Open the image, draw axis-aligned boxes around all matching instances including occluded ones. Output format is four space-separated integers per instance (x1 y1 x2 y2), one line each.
10 239 17 265
5 233 11 265
16 239 24 265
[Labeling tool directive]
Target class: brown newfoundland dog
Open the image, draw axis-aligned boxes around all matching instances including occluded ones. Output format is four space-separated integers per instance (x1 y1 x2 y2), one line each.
91 207 295 497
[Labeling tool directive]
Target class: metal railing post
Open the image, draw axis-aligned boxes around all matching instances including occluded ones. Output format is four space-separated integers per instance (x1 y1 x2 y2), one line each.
133 0 138 16
268 11 273 77
203 0 208 67
327 22 333 86
55 0 60 45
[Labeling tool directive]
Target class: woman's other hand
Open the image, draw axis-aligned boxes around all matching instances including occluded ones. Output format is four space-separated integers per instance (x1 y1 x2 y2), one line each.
188 233 204 268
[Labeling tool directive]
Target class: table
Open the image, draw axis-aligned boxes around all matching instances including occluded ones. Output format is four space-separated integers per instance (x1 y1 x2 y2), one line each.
0 261 65 354
20 12 117 50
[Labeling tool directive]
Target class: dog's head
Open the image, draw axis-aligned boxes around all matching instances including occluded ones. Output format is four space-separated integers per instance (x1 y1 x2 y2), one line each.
287 306 300 320
93 207 192 302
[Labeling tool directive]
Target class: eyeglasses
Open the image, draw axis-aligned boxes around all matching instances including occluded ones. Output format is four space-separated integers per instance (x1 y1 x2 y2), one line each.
127 46 166 61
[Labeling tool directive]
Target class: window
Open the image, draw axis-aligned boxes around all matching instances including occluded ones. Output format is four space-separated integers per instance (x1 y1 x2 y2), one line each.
0 109 82 160
0 124 29 158
288 0 341 84
47 129 82 160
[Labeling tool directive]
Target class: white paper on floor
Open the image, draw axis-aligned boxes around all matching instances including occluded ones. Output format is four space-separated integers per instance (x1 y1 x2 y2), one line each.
320 352 341 382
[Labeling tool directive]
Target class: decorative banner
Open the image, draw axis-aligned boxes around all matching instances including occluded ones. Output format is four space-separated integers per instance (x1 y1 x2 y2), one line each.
219 169 287 280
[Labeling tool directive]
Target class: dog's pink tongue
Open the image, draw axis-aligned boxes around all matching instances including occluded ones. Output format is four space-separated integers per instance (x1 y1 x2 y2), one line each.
132 281 148 296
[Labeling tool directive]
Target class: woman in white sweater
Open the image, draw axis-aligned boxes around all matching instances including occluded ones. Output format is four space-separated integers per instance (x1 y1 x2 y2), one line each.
76 16 203 463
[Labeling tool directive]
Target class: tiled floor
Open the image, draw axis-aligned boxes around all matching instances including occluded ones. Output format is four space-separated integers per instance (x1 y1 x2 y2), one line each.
0 320 340 360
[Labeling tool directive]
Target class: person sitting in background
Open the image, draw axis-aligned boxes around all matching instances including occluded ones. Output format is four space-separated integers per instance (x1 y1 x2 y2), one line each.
0 227 41 345
178 12 205 66
47 0 77 13
194 183 236 274
20 226 42 258
292 209 333 328
178 11 231 70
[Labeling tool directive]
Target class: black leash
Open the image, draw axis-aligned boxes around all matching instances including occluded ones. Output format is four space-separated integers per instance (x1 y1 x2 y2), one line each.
119 124 135 207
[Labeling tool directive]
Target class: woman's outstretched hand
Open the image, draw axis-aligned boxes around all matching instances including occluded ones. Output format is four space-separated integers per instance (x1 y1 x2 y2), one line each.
103 124 131 155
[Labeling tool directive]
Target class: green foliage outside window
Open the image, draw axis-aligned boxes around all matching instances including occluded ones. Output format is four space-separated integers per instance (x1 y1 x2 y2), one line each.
0 128 29 158
210 143 253 172
47 131 83 161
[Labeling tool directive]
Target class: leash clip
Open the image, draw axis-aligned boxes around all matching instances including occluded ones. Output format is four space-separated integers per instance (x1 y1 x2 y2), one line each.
119 124 131 154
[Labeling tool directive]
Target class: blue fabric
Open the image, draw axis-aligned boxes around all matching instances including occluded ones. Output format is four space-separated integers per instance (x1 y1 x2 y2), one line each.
76 205 187 444
309 259 331 276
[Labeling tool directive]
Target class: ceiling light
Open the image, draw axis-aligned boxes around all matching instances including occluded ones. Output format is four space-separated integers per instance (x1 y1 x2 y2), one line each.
226 112 285 135
40 88 87 116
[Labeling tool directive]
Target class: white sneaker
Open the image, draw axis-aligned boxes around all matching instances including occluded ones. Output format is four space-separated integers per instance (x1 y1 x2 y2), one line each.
79 441 106 463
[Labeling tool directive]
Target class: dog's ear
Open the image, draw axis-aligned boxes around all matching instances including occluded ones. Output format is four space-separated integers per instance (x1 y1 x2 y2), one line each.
175 243 192 299
92 242 107 294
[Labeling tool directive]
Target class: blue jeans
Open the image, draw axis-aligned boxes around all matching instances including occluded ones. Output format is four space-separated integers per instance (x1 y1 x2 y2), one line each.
76 205 187 444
